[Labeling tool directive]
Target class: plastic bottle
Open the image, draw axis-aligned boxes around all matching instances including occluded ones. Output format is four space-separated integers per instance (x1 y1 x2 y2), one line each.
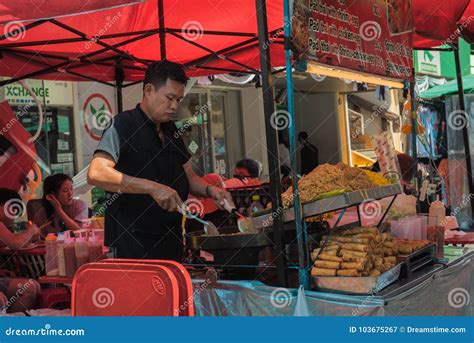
64 237 77 277
428 196 446 226
57 233 66 277
45 233 58 276
249 195 264 213
88 236 103 263
74 236 89 269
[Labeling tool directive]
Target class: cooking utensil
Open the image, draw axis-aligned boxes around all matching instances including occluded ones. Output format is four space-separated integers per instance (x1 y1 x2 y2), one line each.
178 205 219 236
222 199 255 233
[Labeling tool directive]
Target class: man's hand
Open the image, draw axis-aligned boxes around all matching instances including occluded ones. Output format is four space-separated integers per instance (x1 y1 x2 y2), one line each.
149 184 183 212
209 187 234 210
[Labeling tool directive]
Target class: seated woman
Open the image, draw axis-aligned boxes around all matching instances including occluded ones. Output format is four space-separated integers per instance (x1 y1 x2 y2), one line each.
0 188 40 313
31 174 88 235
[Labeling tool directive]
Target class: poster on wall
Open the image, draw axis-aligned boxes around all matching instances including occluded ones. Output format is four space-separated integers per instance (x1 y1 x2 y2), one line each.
77 82 117 168
291 0 413 80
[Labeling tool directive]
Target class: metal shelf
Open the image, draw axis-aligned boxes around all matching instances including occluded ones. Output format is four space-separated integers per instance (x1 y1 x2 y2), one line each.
252 183 402 229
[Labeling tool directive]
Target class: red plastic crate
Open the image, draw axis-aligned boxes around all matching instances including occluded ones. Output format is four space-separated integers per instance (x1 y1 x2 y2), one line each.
101 259 194 316
72 262 179 316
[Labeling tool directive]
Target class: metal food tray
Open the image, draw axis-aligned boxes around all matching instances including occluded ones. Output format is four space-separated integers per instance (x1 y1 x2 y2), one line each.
312 263 402 295
252 184 402 229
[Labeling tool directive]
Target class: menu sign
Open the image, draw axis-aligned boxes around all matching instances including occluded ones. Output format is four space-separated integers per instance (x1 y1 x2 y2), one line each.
291 0 413 79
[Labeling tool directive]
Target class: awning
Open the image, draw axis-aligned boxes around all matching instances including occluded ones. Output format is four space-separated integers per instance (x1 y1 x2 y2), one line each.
0 1 285 84
419 74 474 98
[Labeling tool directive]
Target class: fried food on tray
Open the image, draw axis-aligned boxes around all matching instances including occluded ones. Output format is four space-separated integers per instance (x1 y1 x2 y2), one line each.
311 267 337 277
337 269 361 276
311 226 400 278
314 260 340 269
281 163 382 208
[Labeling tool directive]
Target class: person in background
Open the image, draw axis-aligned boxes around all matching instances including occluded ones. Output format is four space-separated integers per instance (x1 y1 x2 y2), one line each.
371 153 416 192
298 131 319 175
233 158 261 179
32 173 88 234
0 188 40 313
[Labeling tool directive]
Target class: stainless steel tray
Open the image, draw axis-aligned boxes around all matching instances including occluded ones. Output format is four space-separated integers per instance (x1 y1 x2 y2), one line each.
252 183 402 229
312 263 402 294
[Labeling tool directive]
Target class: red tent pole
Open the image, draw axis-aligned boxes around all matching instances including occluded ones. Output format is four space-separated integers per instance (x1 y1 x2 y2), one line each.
158 0 166 60
453 43 474 218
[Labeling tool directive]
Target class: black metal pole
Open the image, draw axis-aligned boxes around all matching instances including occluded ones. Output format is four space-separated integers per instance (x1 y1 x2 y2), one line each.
115 62 125 113
453 44 474 216
158 0 166 60
256 0 287 286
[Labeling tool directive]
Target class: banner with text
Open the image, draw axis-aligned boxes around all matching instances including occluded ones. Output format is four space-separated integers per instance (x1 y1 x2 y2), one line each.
292 0 413 80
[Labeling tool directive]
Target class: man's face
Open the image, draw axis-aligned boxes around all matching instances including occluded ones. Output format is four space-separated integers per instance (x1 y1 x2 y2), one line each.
143 79 185 123
233 167 252 179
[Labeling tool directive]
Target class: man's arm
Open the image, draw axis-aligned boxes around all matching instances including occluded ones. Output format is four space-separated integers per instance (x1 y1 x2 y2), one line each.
88 152 183 212
0 222 38 250
183 162 234 207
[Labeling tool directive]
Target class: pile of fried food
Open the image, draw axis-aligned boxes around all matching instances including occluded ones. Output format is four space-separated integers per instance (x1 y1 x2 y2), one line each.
393 238 430 255
281 163 390 208
310 226 398 277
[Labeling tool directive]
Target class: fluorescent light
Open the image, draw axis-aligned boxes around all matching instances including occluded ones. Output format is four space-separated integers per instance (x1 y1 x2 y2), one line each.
306 62 405 89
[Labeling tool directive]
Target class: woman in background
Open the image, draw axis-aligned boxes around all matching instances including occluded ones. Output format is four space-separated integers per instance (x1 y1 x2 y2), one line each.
32 174 88 234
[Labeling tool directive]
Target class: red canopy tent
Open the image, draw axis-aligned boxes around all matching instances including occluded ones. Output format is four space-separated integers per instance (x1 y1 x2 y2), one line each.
0 1 285 86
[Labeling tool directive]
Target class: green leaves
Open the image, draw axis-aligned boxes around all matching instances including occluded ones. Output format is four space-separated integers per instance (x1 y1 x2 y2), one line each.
90 103 107 124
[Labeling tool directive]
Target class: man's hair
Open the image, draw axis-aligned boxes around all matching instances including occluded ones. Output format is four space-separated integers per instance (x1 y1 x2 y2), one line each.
298 131 308 140
0 188 21 206
143 60 188 91
235 159 260 178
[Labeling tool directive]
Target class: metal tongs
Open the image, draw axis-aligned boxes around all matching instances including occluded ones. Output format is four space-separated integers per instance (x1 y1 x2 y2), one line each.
222 199 255 233
177 205 220 236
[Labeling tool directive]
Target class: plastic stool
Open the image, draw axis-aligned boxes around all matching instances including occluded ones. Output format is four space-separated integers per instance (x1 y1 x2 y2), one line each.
39 288 71 309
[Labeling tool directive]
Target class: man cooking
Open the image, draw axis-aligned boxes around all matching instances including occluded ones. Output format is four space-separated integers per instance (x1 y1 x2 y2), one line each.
88 61 233 261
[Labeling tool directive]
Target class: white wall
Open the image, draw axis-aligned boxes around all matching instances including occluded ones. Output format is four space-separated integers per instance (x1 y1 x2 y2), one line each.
240 87 269 178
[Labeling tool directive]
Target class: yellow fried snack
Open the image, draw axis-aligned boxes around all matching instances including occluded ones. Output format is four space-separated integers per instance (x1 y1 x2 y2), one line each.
339 249 368 258
337 269 361 276
319 254 343 262
311 267 337 277
314 260 340 269
341 262 365 271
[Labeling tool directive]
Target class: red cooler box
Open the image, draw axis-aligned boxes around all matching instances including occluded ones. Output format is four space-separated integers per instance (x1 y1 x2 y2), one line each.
101 259 194 316
72 262 180 316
